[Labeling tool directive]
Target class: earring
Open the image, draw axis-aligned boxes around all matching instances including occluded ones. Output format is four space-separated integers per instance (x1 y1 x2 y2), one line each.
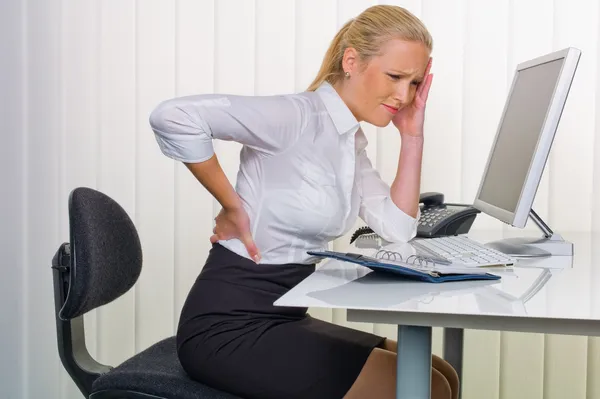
345 71 350 78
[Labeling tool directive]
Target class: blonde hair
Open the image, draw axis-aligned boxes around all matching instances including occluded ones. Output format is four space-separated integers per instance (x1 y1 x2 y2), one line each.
306 5 433 91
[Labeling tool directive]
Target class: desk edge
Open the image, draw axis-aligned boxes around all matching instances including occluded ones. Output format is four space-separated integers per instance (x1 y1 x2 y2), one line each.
347 309 600 337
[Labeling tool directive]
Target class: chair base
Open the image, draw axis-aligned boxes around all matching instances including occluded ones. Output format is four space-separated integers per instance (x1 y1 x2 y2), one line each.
90 390 167 399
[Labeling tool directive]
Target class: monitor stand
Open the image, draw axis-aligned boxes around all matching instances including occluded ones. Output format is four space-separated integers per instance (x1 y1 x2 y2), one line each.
484 209 574 257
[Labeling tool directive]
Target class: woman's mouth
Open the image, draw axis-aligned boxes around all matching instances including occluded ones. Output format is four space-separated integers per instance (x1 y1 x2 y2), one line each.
382 104 399 114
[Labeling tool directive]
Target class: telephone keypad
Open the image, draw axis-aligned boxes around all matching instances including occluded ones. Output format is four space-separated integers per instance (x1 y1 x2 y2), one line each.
419 206 457 229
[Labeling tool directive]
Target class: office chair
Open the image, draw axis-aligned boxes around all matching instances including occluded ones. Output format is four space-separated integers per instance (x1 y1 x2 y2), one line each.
51 186 241 399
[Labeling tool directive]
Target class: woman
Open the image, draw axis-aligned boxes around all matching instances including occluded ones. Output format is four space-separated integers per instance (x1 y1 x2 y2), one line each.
149 4 458 399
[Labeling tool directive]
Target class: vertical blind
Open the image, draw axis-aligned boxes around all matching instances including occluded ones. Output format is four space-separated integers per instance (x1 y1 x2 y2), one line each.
2 0 600 398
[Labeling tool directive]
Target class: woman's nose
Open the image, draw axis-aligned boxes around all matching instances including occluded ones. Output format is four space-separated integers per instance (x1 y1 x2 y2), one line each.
393 85 410 106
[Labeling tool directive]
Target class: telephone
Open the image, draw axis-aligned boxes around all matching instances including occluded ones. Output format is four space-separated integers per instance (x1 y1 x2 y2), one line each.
350 191 481 243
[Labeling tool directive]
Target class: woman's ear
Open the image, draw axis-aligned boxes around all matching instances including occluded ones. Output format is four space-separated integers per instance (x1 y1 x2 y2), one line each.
342 47 358 75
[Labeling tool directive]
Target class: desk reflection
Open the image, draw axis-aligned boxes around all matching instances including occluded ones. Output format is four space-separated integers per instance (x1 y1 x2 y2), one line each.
307 254 572 316
308 271 499 309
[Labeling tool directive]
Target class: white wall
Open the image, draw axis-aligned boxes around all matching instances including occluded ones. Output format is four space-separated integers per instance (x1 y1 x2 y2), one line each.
2 0 600 398
1 0 27 397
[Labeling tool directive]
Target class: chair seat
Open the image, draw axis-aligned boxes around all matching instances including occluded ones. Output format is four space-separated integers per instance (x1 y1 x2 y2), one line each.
92 336 242 399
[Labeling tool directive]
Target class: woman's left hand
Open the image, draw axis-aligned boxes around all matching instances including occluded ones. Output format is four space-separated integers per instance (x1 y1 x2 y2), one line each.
392 57 434 138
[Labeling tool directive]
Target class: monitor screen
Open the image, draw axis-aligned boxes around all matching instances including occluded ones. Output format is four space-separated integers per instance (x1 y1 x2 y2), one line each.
476 58 564 213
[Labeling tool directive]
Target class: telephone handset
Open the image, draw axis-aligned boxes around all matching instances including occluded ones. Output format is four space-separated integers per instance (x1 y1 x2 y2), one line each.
350 191 481 243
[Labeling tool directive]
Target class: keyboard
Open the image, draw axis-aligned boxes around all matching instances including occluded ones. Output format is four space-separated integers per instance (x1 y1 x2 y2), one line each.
412 235 516 267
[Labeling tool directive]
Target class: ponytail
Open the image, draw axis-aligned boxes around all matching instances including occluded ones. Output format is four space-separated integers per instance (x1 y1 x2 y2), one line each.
306 19 353 91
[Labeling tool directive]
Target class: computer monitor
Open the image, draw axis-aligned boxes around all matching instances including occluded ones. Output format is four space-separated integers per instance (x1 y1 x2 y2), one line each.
472 47 581 257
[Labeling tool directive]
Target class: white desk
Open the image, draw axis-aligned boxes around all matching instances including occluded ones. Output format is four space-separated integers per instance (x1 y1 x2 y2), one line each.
275 231 600 399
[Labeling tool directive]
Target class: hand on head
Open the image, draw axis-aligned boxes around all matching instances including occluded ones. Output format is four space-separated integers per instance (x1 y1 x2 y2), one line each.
391 56 434 137
211 206 261 263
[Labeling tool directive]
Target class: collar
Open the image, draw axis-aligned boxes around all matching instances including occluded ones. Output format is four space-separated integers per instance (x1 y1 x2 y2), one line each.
315 81 360 135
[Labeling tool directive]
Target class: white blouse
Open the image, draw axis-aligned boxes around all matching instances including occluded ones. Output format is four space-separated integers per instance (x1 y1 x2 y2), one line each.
149 81 419 265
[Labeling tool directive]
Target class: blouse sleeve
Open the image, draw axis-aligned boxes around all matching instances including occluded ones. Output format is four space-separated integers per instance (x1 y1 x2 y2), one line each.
356 147 420 243
149 93 306 163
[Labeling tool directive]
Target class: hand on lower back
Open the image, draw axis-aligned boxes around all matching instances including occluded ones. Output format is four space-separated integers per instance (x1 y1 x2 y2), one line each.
211 206 261 263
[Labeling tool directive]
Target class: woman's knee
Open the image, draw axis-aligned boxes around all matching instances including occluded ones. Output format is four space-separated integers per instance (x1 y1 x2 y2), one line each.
432 367 452 399
432 355 459 399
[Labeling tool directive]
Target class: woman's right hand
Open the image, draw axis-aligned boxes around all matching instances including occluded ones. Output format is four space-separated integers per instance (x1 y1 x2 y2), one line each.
210 206 261 263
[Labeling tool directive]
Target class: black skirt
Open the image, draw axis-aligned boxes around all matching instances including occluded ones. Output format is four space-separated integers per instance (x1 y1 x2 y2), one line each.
176 243 386 399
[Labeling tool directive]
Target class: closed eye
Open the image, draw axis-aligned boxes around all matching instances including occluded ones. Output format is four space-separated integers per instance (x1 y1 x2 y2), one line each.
387 73 422 86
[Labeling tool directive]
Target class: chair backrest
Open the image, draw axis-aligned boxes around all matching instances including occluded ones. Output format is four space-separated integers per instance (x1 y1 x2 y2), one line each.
52 186 143 397
59 186 143 320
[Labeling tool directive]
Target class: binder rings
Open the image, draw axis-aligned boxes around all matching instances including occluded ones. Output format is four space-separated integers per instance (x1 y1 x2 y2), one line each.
307 249 501 283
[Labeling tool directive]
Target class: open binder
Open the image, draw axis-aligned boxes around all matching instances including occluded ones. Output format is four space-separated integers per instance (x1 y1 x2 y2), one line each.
307 249 501 283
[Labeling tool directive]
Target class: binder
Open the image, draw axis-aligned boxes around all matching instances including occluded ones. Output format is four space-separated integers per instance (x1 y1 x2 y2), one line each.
307 249 501 283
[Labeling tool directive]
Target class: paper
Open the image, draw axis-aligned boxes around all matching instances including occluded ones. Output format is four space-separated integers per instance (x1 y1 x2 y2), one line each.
369 243 489 275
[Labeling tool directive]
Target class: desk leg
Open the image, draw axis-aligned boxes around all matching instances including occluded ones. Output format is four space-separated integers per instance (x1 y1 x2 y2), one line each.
396 325 432 399
443 328 464 399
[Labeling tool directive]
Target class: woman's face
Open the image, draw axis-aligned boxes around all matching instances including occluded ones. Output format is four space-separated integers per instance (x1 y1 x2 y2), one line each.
339 39 430 127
